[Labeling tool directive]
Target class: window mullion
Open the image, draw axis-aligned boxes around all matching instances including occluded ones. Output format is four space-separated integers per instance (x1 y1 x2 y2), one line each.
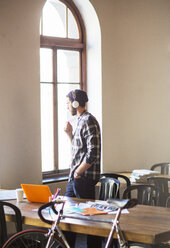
40 36 84 49
53 49 58 172
66 6 68 38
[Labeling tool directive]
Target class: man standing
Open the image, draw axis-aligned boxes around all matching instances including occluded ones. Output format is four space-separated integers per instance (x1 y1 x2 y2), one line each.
64 89 101 247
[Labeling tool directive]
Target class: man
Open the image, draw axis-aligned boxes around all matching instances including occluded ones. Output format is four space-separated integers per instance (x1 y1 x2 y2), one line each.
64 89 101 247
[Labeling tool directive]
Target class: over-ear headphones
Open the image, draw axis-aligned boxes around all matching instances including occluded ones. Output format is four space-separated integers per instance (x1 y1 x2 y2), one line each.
72 90 79 108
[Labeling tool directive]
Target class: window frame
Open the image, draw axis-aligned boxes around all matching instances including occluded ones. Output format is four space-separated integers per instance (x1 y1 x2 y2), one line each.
40 0 86 180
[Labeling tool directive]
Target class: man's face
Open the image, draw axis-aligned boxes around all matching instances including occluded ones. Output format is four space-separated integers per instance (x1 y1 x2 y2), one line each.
66 97 77 116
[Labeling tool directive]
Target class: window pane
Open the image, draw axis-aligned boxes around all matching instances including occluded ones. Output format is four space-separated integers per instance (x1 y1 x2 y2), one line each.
40 84 54 172
68 9 79 39
40 48 53 82
57 84 80 170
42 0 66 38
57 50 80 83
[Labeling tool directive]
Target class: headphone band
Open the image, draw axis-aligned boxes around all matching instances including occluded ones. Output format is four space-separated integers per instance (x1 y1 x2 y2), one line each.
72 90 76 100
72 90 79 108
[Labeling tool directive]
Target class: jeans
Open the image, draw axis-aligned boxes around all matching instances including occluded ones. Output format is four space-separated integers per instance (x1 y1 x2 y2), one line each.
64 177 102 248
65 177 97 199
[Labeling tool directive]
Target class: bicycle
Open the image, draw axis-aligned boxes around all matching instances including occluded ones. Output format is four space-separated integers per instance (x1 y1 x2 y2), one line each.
2 198 137 248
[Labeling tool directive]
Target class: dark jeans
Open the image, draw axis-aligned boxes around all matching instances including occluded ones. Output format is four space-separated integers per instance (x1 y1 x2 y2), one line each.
65 177 97 199
64 177 102 248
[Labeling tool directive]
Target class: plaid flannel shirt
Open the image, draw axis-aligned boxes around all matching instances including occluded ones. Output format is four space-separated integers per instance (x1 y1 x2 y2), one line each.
69 111 101 181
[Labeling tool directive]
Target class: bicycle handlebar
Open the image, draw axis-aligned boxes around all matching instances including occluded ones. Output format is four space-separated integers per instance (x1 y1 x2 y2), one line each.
38 200 65 225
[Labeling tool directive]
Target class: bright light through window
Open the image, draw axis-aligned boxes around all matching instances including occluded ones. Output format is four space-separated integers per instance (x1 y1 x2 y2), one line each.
42 0 66 37
57 50 80 83
57 84 79 170
40 0 84 174
40 48 53 82
40 84 54 172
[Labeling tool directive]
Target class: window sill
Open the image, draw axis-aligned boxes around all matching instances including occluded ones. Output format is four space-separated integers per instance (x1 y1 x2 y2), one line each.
43 176 68 184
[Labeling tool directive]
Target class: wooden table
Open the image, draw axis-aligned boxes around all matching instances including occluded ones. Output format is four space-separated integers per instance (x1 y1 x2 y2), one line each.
4 197 170 245
118 172 170 181
114 172 170 197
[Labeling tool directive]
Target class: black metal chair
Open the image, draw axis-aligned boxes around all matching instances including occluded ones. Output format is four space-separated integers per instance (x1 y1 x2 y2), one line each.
122 184 161 248
166 196 170 208
100 173 131 198
122 184 160 206
147 177 170 207
0 201 22 247
150 163 170 175
98 177 120 247
99 177 120 201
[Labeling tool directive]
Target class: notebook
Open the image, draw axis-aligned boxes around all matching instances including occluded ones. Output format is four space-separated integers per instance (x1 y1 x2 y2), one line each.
21 184 52 203
77 207 108 216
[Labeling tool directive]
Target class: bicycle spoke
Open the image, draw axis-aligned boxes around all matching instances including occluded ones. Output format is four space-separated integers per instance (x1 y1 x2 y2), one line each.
3 230 66 248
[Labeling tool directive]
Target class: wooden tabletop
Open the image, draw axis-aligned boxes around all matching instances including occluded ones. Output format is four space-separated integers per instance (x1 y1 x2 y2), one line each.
118 172 170 179
4 197 170 245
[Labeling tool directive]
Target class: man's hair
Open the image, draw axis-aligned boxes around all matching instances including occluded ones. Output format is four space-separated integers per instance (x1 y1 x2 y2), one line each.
67 89 88 107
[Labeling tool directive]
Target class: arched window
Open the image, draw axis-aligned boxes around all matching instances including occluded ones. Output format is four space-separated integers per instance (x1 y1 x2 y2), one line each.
40 0 86 178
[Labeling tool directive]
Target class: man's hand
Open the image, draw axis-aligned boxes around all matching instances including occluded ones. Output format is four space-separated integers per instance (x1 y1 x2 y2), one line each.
73 162 91 179
74 171 81 178
64 122 73 141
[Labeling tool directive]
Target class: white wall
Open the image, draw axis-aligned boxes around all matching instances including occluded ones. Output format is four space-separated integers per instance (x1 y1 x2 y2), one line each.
1 0 170 189
0 0 45 188
90 0 170 172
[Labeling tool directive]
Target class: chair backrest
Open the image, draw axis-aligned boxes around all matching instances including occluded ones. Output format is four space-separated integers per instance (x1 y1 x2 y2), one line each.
166 195 170 208
166 196 170 208
147 176 170 207
0 201 22 247
99 177 120 201
100 173 131 198
122 184 160 206
150 163 170 175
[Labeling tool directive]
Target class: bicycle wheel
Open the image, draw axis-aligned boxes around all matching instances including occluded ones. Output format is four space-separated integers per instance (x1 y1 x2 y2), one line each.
2 229 66 248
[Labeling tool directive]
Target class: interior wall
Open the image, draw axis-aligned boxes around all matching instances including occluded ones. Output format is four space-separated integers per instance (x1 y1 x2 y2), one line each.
1 0 170 189
0 0 46 188
90 0 170 172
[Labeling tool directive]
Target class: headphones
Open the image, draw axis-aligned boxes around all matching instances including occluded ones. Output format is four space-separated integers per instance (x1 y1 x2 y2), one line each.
72 90 79 108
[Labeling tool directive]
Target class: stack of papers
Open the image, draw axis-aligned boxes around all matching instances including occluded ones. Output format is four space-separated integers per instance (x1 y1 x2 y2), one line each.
78 207 107 216
0 190 26 200
63 201 128 215
41 200 129 217
130 169 160 183
86 201 118 212
63 201 115 215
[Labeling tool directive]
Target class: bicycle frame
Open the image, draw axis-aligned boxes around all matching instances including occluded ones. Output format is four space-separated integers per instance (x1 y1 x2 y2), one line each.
105 208 127 248
40 200 128 248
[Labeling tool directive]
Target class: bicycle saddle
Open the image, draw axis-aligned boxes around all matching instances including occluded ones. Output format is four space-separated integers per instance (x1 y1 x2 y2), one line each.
107 198 138 209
